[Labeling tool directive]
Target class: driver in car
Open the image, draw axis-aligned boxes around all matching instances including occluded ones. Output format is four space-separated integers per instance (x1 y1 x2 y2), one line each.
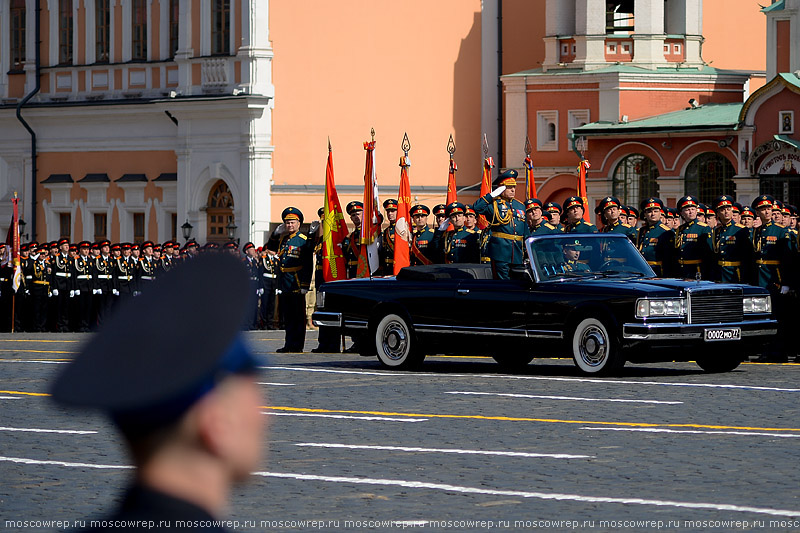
562 240 590 272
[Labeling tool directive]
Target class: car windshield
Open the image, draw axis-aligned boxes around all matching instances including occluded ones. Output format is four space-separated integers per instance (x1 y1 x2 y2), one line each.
526 234 655 281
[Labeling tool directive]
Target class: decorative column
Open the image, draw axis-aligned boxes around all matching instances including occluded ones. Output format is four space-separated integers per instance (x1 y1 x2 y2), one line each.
236 0 274 97
574 0 607 70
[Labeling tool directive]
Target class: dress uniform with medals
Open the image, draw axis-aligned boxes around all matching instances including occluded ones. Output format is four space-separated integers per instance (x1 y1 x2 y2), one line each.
342 201 363 279
270 207 314 353
432 202 480 264
675 195 714 279
50 238 72 332
712 195 754 284
93 240 115 324
379 199 398 275
410 204 435 266
525 198 559 235
473 170 529 279
636 197 675 277
71 242 94 332
51 254 264 533
563 197 598 234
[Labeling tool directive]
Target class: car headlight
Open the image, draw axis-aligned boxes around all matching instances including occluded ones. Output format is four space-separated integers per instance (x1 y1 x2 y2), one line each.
316 290 325 310
635 298 686 318
743 295 771 314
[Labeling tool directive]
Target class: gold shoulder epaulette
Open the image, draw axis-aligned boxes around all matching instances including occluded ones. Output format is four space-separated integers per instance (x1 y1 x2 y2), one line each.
660 223 670 230
735 223 745 228
299 233 308 240
545 223 556 229
697 222 708 227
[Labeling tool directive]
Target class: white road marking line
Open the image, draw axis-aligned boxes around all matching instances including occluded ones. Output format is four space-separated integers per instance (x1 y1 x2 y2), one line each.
295 443 593 459
256 382 296 386
265 366 800 393
0 396 21 400
262 412 426 422
580 427 800 438
0 360 69 364
4 454 797 518
252 471 800 518
0 426 97 435
446 391 682 405
0 456 132 469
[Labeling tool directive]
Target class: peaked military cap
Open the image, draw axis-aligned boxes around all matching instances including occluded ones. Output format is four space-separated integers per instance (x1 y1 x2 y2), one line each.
153 244 162 252
131 243 141 251
163 242 174 249
58 238 70 246
445 202 466 217
641 197 664 212
223 241 237 250
141 241 154 249
410 204 430 217
465 205 476 216
433 204 447 217
243 242 256 252
619 205 630 217
677 196 699 210
346 201 364 215
121 243 131 250
317 207 325 218
281 207 304 224
544 202 562 214
740 206 755 219
524 198 543 212
562 239 589 251
51 253 260 429
99 240 111 248
186 239 199 248
383 198 398 211
564 196 585 211
713 195 735 211
493 169 518 188
732 202 742 214
70 244 78 251
595 196 622 215
78 241 91 249
627 206 639 218
752 195 775 210
696 204 707 216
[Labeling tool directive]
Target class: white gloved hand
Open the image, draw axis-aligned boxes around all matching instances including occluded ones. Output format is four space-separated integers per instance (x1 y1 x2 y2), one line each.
112 289 119 296
780 286 790 295
133 291 141 297
300 289 308 295
52 289 59 297
74 289 80 296
490 185 506 198
438 218 450 231
275 289 283 295
96 289 103 295
25 289 30 296
257 288 264 296
92 289 98 295
69 290 75 298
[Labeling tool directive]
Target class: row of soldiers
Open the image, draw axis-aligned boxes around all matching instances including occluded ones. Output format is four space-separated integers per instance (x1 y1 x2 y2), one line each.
0 237 284 333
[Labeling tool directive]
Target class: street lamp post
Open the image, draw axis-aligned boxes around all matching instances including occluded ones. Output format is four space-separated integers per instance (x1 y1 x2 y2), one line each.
181 220 193 242
226 220 238 245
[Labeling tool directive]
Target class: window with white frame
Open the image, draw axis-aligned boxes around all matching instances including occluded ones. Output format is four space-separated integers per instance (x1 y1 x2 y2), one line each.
607 42 617 53
537 111 559 152
562 44 569 55
664 44 670 53
622 43 630 53
568 110 590 134
673 43 682 54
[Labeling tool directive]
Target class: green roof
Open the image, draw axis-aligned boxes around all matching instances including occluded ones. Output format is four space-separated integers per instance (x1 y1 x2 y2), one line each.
575 103 743 135
776 134 800 150
762 0 785 13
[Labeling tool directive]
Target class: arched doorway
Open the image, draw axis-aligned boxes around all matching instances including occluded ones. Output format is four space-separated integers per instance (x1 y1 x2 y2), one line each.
684 153 736 205
612 154 659 207
207 179 234 243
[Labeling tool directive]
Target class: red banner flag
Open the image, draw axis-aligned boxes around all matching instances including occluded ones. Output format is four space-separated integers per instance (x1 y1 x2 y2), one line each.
477 156 494 229
446 157 457 205
524 155 537 200
578 159 591 222
2 194 22 293
357 140 381 278
322 146 348 282
393 156 412 275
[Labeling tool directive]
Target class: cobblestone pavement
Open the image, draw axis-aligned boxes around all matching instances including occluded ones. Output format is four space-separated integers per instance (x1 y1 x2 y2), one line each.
1 331 799 532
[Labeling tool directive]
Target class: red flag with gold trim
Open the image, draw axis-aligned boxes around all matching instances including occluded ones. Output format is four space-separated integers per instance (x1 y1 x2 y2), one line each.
524 155 537 200
578 159 591 222
357 140 381 277
393 155 411 275
322 146 348 282
477 156 493 229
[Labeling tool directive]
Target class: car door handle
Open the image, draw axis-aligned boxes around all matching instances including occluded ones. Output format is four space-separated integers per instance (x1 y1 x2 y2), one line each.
457 289 470 295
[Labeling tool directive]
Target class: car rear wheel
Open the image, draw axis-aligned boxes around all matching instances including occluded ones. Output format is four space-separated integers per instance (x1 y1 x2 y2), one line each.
374 313 424 369
571 317 624 375
492 353 534 372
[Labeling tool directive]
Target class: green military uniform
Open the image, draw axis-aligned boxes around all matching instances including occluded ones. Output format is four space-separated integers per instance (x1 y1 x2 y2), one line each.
432 202 480 264
711 195 754 284
409 204 435 266
341 201 364 279
636 197 675 277
563 196 598 234
675 196 713 279
596 197 637 242
379 199 398 275
473 170 529 278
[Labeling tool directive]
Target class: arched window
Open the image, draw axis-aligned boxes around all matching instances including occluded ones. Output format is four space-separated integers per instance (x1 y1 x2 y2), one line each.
548 123 556 142
612 154 660 206
684 153 736 205
207 180 234 242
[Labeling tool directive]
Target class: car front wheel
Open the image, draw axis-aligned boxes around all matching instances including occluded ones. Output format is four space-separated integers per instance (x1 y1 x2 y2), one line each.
374 313 424 369
571 317 624 375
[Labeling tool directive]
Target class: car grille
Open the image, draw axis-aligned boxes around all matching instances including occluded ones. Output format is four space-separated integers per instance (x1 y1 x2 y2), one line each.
688 290 743 324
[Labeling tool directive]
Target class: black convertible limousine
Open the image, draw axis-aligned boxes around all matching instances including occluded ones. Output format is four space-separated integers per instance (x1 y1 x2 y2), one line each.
312 234 777 375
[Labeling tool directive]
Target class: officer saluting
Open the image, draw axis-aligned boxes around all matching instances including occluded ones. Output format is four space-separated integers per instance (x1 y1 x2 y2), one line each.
51 254 265 533
712 195 754 284
342 201 363 279
268 207 314 353
473 170 528 279
432 202 480 264
636 197 675 277
675 195 713 279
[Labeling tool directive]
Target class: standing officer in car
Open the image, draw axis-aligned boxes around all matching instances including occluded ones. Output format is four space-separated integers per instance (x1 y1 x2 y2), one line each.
473 170 528 279
267 207 315 353
675 195 713 279
712 195 754 284
636 198 675 277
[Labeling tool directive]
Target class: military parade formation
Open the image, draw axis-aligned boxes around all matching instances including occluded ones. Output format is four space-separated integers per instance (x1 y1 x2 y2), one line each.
2 168 798 361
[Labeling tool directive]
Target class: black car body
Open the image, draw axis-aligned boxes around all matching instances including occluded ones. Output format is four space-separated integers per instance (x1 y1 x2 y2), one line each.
312 234 777 374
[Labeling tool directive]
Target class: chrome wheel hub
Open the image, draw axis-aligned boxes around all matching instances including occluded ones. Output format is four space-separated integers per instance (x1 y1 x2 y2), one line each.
382 321 408 361
579 326 607 366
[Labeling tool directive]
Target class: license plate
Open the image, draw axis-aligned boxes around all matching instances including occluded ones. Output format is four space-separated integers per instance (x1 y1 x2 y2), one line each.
704 327 741 342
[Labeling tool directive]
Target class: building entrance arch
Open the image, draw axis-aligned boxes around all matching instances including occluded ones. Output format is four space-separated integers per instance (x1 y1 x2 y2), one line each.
206 179 234 243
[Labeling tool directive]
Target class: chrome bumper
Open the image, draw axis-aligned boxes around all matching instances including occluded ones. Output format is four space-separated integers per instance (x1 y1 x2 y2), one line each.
312 312 342 328
622 319 778 341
